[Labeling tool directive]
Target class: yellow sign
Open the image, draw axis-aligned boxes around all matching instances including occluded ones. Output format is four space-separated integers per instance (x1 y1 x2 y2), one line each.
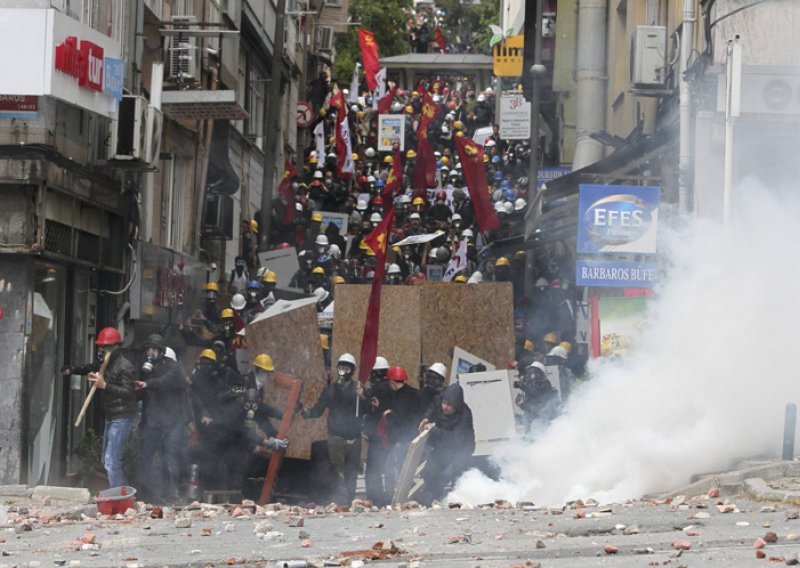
493 35 524 77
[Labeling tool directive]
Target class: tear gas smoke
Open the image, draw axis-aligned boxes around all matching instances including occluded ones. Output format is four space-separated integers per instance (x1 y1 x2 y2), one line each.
449 180 800 506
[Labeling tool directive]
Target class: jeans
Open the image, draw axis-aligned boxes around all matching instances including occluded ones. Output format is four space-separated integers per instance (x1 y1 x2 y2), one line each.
102 417 136 489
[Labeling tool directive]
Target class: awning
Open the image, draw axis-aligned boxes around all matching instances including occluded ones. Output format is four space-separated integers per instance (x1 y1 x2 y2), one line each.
161 90 248 121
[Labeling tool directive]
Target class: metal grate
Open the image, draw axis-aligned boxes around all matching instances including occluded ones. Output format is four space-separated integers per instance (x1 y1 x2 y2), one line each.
44 220 72 256
76 230 101 263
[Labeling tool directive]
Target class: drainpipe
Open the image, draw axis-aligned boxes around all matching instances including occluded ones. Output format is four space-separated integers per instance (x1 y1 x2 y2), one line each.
572 0 607 170
678 0 696 214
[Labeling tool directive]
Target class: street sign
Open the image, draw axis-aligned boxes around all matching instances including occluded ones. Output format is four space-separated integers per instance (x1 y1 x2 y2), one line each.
296 102 313 127
499 92 531 139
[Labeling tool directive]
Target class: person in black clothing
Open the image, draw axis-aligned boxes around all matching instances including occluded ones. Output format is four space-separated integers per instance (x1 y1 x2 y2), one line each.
416 362 447 426
136 333 190 503
383 366 420 501
452 189 475 230
514 361 560 433
418 383 475 505
425 191 451 227
301 353 364 503
363 356 392 506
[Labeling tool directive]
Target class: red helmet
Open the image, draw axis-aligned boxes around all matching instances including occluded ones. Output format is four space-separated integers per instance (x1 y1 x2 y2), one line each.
357 176 368 184
414 272 427 281
96 327 122 346
373 196 383 205
387 366 408 382
436 191 446 201
278 242 290 249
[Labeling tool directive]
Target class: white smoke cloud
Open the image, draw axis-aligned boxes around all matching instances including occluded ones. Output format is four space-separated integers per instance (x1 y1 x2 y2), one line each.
449 179 800 507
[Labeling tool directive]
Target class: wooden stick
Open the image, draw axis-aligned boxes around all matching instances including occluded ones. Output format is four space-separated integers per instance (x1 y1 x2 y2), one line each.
74 351 111 428
259 373 302 505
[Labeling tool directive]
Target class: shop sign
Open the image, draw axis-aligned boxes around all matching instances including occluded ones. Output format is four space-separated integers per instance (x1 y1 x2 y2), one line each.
54 36 104 92
576 259 657 288
577 184 660 254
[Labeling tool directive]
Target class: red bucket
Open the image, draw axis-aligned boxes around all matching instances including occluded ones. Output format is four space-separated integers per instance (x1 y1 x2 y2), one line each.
96 485 137 515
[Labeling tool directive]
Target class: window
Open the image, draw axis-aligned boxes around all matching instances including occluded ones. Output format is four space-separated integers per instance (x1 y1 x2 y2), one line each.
323 0 341 6
318 26 334 51
247 67 266 147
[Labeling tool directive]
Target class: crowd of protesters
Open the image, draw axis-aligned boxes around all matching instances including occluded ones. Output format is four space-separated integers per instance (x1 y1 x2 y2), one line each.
65 75 587 510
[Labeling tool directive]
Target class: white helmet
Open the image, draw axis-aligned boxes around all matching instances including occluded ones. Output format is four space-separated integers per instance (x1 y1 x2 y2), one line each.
329 244 341 259
370 212 382 223
164 347 177 362
350 104 360 112
548 346 568 359
313 287 329 304
365 147 376 158
451 213 462 222
356 199 368 211
338 353 357 367
514 198 526 211
231 293 246 310
428 362 447 379
467 271 483 284
315 234 329 246
373 356 390 371
409 212 421 221
367 175 376 183
477 94 485 102
494 201 505 213
400 194 412 204
484 87 494 96
387 263 401 275
461 228 474 239
504 201 514 214
527 361 547 373
313 170 324 179
441 125 450 134
296 202 304 212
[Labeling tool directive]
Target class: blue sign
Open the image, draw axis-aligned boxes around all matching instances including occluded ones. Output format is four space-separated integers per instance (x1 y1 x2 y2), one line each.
577 184 660 254
103 58 124 101
537 167 571 189
576 260 657 288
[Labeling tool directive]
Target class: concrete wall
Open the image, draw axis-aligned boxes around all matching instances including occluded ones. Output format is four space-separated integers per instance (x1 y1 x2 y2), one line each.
553 0 577 163
712 0 800 65
0 255 31 484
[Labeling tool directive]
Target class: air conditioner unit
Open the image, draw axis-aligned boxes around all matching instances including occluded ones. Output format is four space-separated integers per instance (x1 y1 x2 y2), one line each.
167 35 199 82
109 95 148 160
202 194 234 239
630 26 666 88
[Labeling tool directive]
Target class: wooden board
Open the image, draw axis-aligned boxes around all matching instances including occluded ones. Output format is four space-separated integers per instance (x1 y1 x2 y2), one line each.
420 283 515 381
392 427 430 505
332 285 422 388
259 373 302 505
456 371 517 456
246 299 327 459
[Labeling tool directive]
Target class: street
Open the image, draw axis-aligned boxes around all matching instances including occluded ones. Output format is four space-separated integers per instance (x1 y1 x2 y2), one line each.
3 474 800 568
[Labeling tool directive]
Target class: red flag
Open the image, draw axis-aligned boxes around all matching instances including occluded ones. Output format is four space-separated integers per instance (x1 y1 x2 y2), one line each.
277 161 298 224
412 132 434 199
377 84 398 114
358 205 396 383
434 26 447 53
454 135 501 232
382 150 403 215
358 29 381 91
330 91 354 179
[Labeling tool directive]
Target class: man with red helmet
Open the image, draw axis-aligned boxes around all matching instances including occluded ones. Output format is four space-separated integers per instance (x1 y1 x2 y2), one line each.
84 327 138 489
425 190 451 227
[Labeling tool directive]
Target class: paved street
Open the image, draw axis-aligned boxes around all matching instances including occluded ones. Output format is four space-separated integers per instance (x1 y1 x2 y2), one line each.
4 469 800 568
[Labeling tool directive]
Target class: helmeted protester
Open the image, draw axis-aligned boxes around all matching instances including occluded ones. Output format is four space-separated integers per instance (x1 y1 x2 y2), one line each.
514 361 560 433
383 366 420 500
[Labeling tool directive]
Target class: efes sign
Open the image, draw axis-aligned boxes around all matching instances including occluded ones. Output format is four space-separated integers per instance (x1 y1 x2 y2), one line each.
577 185 660 254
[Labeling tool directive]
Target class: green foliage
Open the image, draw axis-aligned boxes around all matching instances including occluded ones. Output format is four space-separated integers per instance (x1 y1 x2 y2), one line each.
435 0 499 53
332 0 413 85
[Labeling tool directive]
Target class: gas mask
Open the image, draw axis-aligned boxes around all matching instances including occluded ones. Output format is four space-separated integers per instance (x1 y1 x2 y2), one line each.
243 389 260 422
255 370 273 390
423 371 445 394
335 363 355 385
452 220 462 232
96 344 116 364
371 369 388 385
247 289 259 304
317 244 328 256
235 261 246 273
142 347 160 373
324 179 333 188
205 291 217 303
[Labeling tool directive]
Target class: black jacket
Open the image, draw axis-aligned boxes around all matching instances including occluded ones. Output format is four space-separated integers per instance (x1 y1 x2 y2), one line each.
101 350 138 420
141 358 189 428
426 384 475 457
386 384 419 444
304 380 362 440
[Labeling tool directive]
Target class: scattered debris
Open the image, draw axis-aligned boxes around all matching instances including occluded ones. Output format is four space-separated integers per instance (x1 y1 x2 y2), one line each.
603 544 618 554
672 540 692 551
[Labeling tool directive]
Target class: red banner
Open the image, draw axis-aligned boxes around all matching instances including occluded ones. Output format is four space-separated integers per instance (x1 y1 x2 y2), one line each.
382 150 403 215
330 91 354 179
358 29 381 91
358 205 396 383
454 135 501 232
277 161 298 224
377 84 398 115
434 26 447 53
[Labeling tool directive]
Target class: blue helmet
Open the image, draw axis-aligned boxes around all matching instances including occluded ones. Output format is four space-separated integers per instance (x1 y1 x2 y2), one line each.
491 155 502 164
504 189 515 201
493 171 503 181
436 160 443 170
500 179 511 190
247 280 260 290
374 179 385 187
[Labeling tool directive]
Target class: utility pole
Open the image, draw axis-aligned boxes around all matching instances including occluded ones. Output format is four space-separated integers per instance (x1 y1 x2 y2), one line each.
259 0 287 252
523 0 544 302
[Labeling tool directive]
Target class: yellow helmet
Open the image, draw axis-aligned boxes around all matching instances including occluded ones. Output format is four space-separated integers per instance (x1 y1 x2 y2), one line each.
559 341 573 354
332 275 345 285
454 275 467 283
203 282 219 292
262 270 277 284
318 108 327 117
515 250 526 259
220 308 234 319
250 219 259 232
352 153 360 161
453 120 464 130
543 332 559 344
455 131 464 138
253 353 274 372
523 339 535 352
309 156 318 164
311 266 326 276
495 257 510 267
311 212 323 222
411 90 419 97
391 245 401 253
320 334 330 350
328 135 335 144
199 348 217 362
406 149 417 159
440 156 450 166
384 155 394 164
483 154 489 163
405 105 414 113
412 197 425 206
